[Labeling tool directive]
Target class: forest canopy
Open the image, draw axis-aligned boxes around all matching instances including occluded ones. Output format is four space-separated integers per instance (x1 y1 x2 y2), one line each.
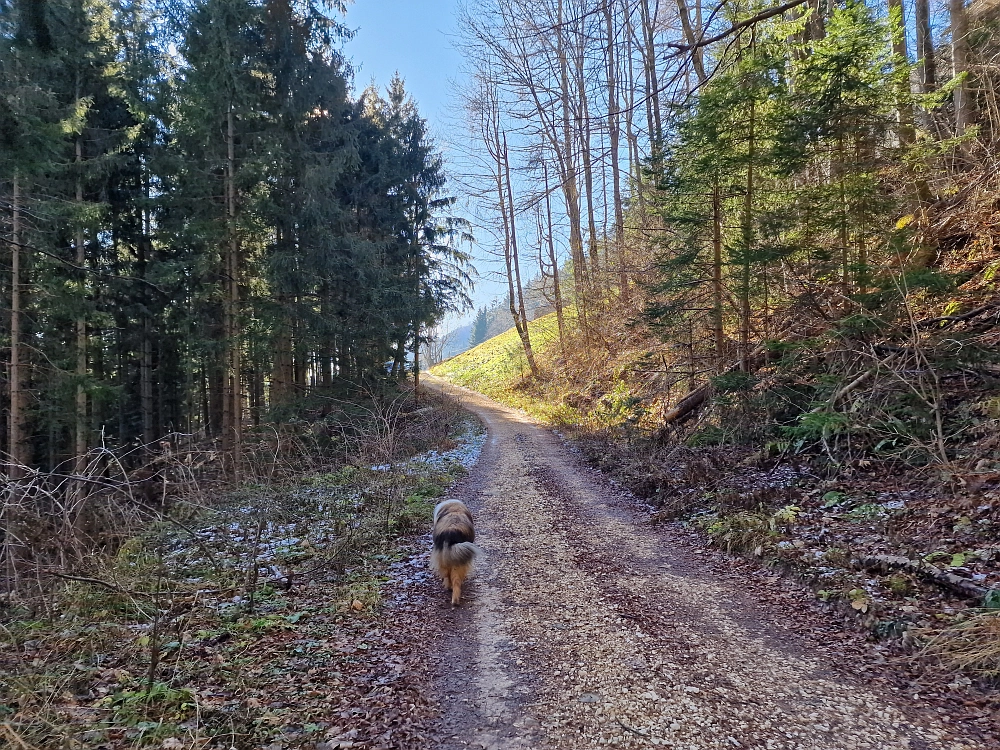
0 0 472 472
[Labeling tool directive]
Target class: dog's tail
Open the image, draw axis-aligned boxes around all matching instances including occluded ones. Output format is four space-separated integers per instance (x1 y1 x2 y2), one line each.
437 541 479 567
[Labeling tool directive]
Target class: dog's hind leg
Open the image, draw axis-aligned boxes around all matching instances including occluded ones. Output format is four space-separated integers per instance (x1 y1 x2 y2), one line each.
450 569 464 606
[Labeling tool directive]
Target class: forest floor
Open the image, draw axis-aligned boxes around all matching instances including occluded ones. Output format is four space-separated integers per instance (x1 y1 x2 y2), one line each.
2 382 995 749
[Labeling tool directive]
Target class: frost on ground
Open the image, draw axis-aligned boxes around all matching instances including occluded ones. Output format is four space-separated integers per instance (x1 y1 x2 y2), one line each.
156 417 487 605
0 415 486 750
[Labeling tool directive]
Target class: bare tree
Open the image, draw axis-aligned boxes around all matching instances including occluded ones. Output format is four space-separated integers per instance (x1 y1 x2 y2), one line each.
915 0 936 93
501 131 540 376
603 0 630 303
950 0 972 140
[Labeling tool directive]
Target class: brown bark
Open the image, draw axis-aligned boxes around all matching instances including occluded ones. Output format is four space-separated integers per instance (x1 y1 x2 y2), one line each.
887 0 933 206
837 133 851 301
9 174 27 475
543 161 566 353
888 0 916 147
557 0 590 313
807 0 825 41
75 135 88 470
413 324 421 402
741 90 755 372
915 0 935 93
223 104 242 469
675 0 706 84
662 342 774 425
604 0 629 304
576 41 600 276
501 133 539 378
950 0 972 139
712 174 725 370
271 312 293 407
140 209 155 445
638 0 662 147
623 6 645 211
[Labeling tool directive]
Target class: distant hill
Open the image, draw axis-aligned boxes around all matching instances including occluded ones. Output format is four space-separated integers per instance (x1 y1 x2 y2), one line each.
441 322 473 359
426 273 565 365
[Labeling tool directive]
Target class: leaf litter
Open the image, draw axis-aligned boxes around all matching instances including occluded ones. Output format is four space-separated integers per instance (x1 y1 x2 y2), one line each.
0 418 486 750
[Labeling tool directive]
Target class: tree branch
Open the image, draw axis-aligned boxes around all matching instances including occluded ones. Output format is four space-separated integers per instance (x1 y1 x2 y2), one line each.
667 0 811 53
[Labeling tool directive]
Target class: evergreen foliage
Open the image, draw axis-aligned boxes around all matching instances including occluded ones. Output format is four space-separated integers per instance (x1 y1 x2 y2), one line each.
1 0 471 469
469 305 490 347
646 0 926 376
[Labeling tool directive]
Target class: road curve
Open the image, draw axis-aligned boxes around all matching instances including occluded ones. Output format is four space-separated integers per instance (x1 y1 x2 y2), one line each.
421 375 983 750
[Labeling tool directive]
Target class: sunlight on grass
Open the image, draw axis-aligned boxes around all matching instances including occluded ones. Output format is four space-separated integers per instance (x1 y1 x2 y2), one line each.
431 312 564 418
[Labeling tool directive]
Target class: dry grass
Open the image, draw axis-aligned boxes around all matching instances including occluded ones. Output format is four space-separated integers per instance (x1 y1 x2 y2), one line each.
1 387 465 603
0 389 477 748
917 610 1000 679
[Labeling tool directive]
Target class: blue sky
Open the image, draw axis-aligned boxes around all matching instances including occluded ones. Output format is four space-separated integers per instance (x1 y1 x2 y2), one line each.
340 1 508 325
341 0 462 139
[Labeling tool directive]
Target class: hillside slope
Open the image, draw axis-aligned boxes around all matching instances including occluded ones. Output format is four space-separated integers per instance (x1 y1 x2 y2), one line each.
432 311 562 413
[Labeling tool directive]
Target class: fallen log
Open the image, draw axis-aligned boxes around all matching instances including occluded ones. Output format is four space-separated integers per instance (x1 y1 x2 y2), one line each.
661 345 771 425
661 382 713 425
916 299 1000 329
854 553 991 601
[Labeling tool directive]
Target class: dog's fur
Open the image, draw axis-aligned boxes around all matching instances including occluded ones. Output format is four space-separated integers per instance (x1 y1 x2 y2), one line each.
429 500 478 606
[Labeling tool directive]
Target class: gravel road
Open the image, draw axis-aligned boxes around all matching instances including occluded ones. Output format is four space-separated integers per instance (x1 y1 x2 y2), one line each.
420 376 987 750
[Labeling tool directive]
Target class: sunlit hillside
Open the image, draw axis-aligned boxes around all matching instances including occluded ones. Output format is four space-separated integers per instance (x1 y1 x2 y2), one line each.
430 312 562 414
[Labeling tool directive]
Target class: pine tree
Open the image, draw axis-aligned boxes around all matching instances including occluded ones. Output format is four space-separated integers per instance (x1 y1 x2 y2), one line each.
469 306 490 347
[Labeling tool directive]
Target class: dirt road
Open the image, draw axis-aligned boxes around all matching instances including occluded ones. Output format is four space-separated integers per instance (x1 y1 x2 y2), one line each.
419 376 985 750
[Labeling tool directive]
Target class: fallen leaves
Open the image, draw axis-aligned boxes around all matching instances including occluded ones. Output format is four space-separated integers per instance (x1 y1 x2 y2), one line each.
0 420 487 749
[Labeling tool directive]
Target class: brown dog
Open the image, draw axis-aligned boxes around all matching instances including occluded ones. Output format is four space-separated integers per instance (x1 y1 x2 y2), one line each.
429 500 479 606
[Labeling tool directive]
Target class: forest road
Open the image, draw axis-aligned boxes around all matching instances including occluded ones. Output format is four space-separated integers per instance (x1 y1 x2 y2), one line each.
418 375 986 750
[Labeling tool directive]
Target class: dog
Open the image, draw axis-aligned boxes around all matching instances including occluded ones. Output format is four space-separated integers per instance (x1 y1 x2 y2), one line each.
429 500 479 606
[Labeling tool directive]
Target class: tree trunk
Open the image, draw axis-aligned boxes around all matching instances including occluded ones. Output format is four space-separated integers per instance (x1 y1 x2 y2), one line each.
9 174 26 476
838 132 851 301
576 43 600 276
712 173 725 370
604 0 629 304
139 201 155 445
75 136 88 471
915 0 935 93
413 323 420 401
557 0 589 320
638 0 662 151
224 104 242 472
675 0 707 84
543 161 566 353
271 312 293 408
807 0 826 42
950 0 972 140
623 6 646 211
741 92 755 372
500 134 539 378
888 0 916 147
889 0 932 206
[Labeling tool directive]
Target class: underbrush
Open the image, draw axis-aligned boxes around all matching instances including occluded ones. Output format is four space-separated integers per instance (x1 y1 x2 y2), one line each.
0 389 483 749
919 610 1000 681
